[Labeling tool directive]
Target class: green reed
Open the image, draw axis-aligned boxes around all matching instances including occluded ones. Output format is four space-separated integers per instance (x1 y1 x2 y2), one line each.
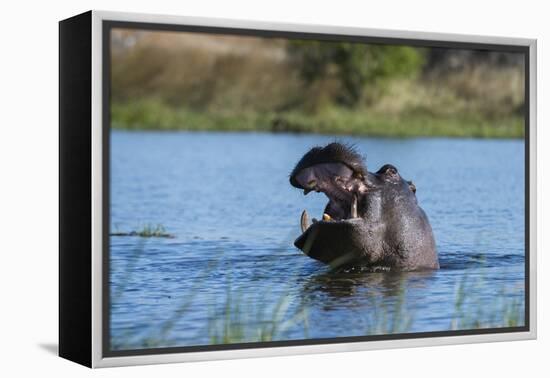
110 239 525 349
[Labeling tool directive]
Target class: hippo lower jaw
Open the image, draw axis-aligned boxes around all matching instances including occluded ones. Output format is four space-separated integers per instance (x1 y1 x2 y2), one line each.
295 216 373 268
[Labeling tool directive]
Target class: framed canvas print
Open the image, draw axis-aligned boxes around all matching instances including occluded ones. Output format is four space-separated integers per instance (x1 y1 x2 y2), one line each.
59 10 537 368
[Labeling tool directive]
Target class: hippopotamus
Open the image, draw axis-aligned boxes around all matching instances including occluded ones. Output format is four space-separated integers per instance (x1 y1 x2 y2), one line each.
290 142 439 271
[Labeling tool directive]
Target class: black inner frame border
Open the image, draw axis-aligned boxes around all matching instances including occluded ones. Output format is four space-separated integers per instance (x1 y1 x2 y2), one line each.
102 19 531 358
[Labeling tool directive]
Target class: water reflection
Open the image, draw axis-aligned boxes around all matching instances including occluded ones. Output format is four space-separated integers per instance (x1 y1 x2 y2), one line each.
302 269 436 299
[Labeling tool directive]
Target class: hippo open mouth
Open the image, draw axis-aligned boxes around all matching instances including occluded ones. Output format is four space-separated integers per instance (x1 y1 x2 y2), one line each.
290 143 368 225
289 142 439 271
290 143 371 266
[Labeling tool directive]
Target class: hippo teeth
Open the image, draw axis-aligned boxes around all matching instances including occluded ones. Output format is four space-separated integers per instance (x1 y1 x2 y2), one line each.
300 210 311 232
301 195 355 233
351 194 358 218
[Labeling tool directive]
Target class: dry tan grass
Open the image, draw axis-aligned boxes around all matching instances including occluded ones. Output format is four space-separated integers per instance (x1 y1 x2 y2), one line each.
112 29 301 112
373 64 524 119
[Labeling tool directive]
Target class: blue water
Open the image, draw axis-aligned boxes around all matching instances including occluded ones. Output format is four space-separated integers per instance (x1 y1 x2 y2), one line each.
109 131 525 350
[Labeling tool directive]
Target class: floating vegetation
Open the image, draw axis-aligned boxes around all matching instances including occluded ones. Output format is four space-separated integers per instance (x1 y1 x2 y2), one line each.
110 223 175 238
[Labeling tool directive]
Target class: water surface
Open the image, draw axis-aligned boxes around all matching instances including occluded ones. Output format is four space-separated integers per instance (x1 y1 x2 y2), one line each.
110 131 525 349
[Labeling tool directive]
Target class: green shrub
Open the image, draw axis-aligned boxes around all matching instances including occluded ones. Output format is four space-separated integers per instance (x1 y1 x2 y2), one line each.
287 41 425 106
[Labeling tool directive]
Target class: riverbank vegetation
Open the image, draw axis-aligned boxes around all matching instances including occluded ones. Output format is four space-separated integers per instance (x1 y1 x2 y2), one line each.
111 30 525 138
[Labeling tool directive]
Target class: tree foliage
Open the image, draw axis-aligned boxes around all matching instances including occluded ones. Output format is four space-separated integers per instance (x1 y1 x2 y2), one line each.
287 41 425 106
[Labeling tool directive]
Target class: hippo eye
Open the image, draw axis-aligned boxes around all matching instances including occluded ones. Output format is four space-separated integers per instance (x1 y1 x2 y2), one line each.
376 164 398 177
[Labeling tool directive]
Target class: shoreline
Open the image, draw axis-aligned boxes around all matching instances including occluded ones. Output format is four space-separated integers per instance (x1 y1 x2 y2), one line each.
111 101 525 139
111 126 525 140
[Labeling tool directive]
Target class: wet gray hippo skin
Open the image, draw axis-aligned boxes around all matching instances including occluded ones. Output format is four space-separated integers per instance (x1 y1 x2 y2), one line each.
290 143 439 271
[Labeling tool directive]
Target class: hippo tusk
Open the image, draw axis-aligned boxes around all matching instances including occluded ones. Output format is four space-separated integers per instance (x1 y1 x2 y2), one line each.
301 210 311 232
351 194 358 218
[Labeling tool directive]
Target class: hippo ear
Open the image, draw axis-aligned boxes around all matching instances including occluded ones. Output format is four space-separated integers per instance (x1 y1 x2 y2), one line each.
407 180 417 193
